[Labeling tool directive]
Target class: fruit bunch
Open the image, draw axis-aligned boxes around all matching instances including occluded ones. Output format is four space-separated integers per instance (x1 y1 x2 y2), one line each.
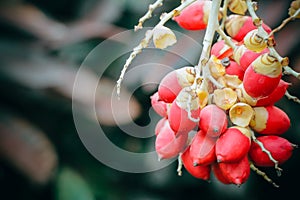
118 0 300 187
148 0 299 186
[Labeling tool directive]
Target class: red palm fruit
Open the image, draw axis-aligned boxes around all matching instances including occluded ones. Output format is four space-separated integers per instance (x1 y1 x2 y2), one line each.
151 92 168 117
243 53 282 98
225 15 272 42
249 136 294 167
215 126 251 163
199 104 227 137
233 45 269 71
212 163 231 184
181 146 211 181
168 88 200 134
189 130 217 166
219 155 250 186
158 67 195 103
250 106 290 135
155 120 188 160
155 117 167 136
211 40 234 59
224 60 245 80
255 80 290 106
174 1 222 31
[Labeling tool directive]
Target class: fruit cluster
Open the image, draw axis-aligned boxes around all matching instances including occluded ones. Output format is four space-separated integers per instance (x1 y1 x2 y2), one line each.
150 0 297 186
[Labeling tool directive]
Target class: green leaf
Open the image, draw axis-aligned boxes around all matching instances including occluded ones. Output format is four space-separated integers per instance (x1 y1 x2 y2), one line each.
55 167 95 200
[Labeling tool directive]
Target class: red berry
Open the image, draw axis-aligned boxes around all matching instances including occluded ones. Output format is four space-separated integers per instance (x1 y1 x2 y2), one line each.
255 80 290 106
168 88 200 134
215 127 251 163
243 53 282 98
181 146 211 181
154 117 167 136
151 92 168 117
211 40 234 59
218 155 250 185
225 15 272 42
174 1 219 31
158 67 195 103
233 45 269 71
189 130 217 166
212 163 231 184
199 104 228 137
155 121 188 159
224 60 245 81
250 106 290 135
249 136 294 167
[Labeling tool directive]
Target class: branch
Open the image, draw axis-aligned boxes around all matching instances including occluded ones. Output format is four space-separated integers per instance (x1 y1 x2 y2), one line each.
250 163 279 188
250 130 283 176
269 8 300 36
285 91 300 104
177 153 183 176
197 0 222 68
283 66 300 80
219 0 229 30
246 0 287 65
134 0 164 31
117 0 197 97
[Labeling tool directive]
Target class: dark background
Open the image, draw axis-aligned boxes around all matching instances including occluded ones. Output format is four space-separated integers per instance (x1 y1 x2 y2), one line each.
0 0 300 200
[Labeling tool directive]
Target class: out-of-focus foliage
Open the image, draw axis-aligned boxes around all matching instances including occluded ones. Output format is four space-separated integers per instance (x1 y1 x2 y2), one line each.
0 0 299 200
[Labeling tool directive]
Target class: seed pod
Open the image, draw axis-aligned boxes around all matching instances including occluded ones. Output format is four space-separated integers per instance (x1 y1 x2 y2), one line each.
255 80 290 106
249 136 294 167
228 0 247 15
236 83 257 106
233 45 269 71
212 163 231 184
181 146 211 181
224 59 245 81
155 117 168 135
218 155 250 186
229 102 254 127
213 87 237 110
174 0 222 31
155 120 188 159
189 130 217 166
225 15 272 42
250 106 290 135
208 56 226 79
216 126 251 163
243 53 282 98
153 25 177 49
289 0 300 18
168 88 200 134
158 67 195 103
151 92 168 117
211 40 234 59
243 29 267 53
199 104 228 137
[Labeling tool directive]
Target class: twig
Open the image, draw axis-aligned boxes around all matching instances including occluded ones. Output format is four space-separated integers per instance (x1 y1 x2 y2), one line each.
283 66 300 80
285 91 300 104
117 0 197 97
216 27 236 49
219 0 229 31
250 130 283 176
246 0 285 64
194 0 223 90
197 0 222 68
250 163 279 188
177 153 183 176
134 0 164 31
269 8 300 36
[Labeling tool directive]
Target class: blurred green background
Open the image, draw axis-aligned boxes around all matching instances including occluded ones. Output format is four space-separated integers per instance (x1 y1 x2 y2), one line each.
0 0 300 199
